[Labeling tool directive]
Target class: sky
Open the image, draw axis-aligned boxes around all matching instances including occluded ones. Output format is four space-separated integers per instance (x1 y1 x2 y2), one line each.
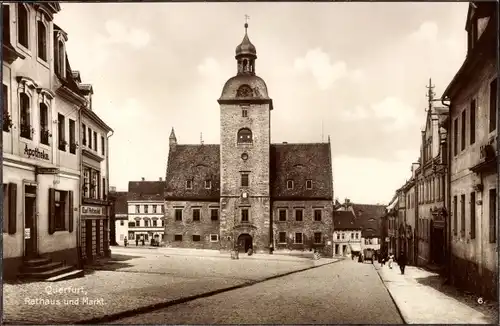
54 2 469 205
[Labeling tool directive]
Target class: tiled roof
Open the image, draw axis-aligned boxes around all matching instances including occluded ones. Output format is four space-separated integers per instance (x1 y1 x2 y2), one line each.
351 204 386 238
165 145 220 200
112 191 128 214
333 211 359 230
164 143 333 200
270 143 333 199
128 181 165 201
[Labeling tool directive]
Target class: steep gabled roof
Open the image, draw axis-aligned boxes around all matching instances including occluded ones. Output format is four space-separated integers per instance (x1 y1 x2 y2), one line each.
112 191 128 214
270 143 333 199
333 210 359 230
351 204 386 238
165 145 220 201
128 181 165 201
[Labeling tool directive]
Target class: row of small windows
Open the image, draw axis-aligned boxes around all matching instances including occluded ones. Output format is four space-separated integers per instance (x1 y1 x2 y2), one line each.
335 232 360 240
186 180 212 190
278 209 323 222
277 232 323 245
174 234 219 242
135 204 164 214
287 179 314 190
174 209 219 222
82 123 106 156
184 176 316 190
126 219 164 227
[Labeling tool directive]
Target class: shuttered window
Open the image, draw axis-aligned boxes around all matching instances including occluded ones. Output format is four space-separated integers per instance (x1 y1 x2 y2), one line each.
2 183 17 234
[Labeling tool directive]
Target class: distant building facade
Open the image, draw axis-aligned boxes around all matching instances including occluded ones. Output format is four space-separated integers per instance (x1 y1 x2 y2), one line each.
110 190 128 245
128 179 165 244
441 2 498 300
164 24 334 256
332 210 360 256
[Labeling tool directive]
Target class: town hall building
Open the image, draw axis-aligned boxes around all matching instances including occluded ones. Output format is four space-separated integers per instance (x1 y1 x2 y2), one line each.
164 23 334 256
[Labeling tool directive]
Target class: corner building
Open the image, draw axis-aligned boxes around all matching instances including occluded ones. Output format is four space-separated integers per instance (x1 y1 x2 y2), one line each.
164 24 334 255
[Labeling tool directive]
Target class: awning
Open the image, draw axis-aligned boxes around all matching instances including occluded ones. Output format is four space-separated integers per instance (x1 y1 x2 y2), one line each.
349 243 362 252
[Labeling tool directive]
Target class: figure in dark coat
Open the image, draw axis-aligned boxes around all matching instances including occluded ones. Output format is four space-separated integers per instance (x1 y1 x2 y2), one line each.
398 251 407 275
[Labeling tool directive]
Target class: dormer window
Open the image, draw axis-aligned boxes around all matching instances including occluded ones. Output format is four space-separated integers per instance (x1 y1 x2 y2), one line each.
306 180 312 190
287 180 294 189
242 107 248 117
205 180 211 189
186 180 192 189
237 128 252 144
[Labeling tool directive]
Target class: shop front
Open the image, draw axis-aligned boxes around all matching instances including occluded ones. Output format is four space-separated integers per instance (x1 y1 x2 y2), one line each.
80 204 109 263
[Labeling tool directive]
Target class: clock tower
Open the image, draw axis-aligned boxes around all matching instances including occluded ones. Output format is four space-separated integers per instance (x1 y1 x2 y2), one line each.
217 21 273 253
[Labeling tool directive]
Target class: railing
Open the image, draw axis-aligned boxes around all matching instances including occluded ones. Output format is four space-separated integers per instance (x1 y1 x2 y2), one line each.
20 123 32 139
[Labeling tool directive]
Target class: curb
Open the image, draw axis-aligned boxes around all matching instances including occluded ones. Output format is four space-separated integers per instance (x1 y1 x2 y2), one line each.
68 259 340 324
373 265 408 324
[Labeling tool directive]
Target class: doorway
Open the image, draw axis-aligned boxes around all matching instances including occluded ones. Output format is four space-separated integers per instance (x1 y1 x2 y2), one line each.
431 226 445 265
24 185 37 257
335 244 339 256
237 233 253 253
85 220 93 261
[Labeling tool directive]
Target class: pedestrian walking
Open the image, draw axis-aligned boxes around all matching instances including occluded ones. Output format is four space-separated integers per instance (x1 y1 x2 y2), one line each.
388 253 394 269
398 251 407 275
124 237 128 247
135 237 139 246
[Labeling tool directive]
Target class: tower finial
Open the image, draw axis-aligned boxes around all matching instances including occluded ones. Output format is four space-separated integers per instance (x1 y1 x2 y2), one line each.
244 14 250 31
425 78 435 112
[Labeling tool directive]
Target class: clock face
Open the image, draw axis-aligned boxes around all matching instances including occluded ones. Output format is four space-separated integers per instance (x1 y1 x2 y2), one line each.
241 153 248 161
242 192 248 198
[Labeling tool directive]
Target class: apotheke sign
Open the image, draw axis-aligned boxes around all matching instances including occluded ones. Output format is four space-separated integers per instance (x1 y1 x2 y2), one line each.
23 144 49 160
81 206 103 216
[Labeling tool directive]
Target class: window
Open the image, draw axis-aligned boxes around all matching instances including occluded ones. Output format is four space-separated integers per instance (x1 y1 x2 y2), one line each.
489 188 497 243
93 131 97 151
54 190 67 231
453 196 457 236
210 234 219 242
175 209 182 221
294 232 303 244
350 233 354 239
69 119 76 154
144 219 149 227
37 20 47 61
101 136 105 155
314 232 322 244
120 220 124 226
336 233 340 240
470 99 476 144
152 205 157 213
3 5 10 44
90 170 99 199
56 40 65 77
39 103 49 145
295 209 303 221
192 235 201 242
490 78 497 132
144 205 148 214
83 168 90 198
460 110 466 151
88 127 92 149
241 174 249 187
241 209 249 223
193 209 200 221
460 194 465 235
135 205 140 213
237 128 252 144
287 180 294 189
314 210 322 221
102 177 106 200
341 233 345 239
278 232 287 243
205 180 211 189
355 232 359 239
161 205 165 214
2 84 10 132
470 192 476 239
20 93 31 139
17 4 28 48
306 180 312 190
135 221 139 227
278 209 287 221
82 123 86 145
210 209 219 221
242 108 248 117
58 114 66 151
186 180 192 189
152 220 157 227
453 118 458 156
174 234 183 241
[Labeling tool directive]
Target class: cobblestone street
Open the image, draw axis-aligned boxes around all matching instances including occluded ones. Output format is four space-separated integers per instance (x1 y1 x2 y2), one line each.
375 262 498 324
109 258 403 324
2 248 336 324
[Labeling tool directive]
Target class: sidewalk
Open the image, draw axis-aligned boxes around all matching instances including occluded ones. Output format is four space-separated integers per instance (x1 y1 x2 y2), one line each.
374 262 497 324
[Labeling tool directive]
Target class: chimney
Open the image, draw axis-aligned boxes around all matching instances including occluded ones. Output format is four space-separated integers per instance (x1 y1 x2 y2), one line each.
159 177 162 181
141 177 145 181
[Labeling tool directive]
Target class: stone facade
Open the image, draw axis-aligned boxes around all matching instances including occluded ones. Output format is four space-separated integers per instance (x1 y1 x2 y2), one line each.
442 2 497 300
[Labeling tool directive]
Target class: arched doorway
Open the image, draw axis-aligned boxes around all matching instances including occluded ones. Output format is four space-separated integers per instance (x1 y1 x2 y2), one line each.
237 234 253 253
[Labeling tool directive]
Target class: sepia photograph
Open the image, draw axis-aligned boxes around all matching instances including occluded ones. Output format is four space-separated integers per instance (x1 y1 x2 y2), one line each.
1 1 499 324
